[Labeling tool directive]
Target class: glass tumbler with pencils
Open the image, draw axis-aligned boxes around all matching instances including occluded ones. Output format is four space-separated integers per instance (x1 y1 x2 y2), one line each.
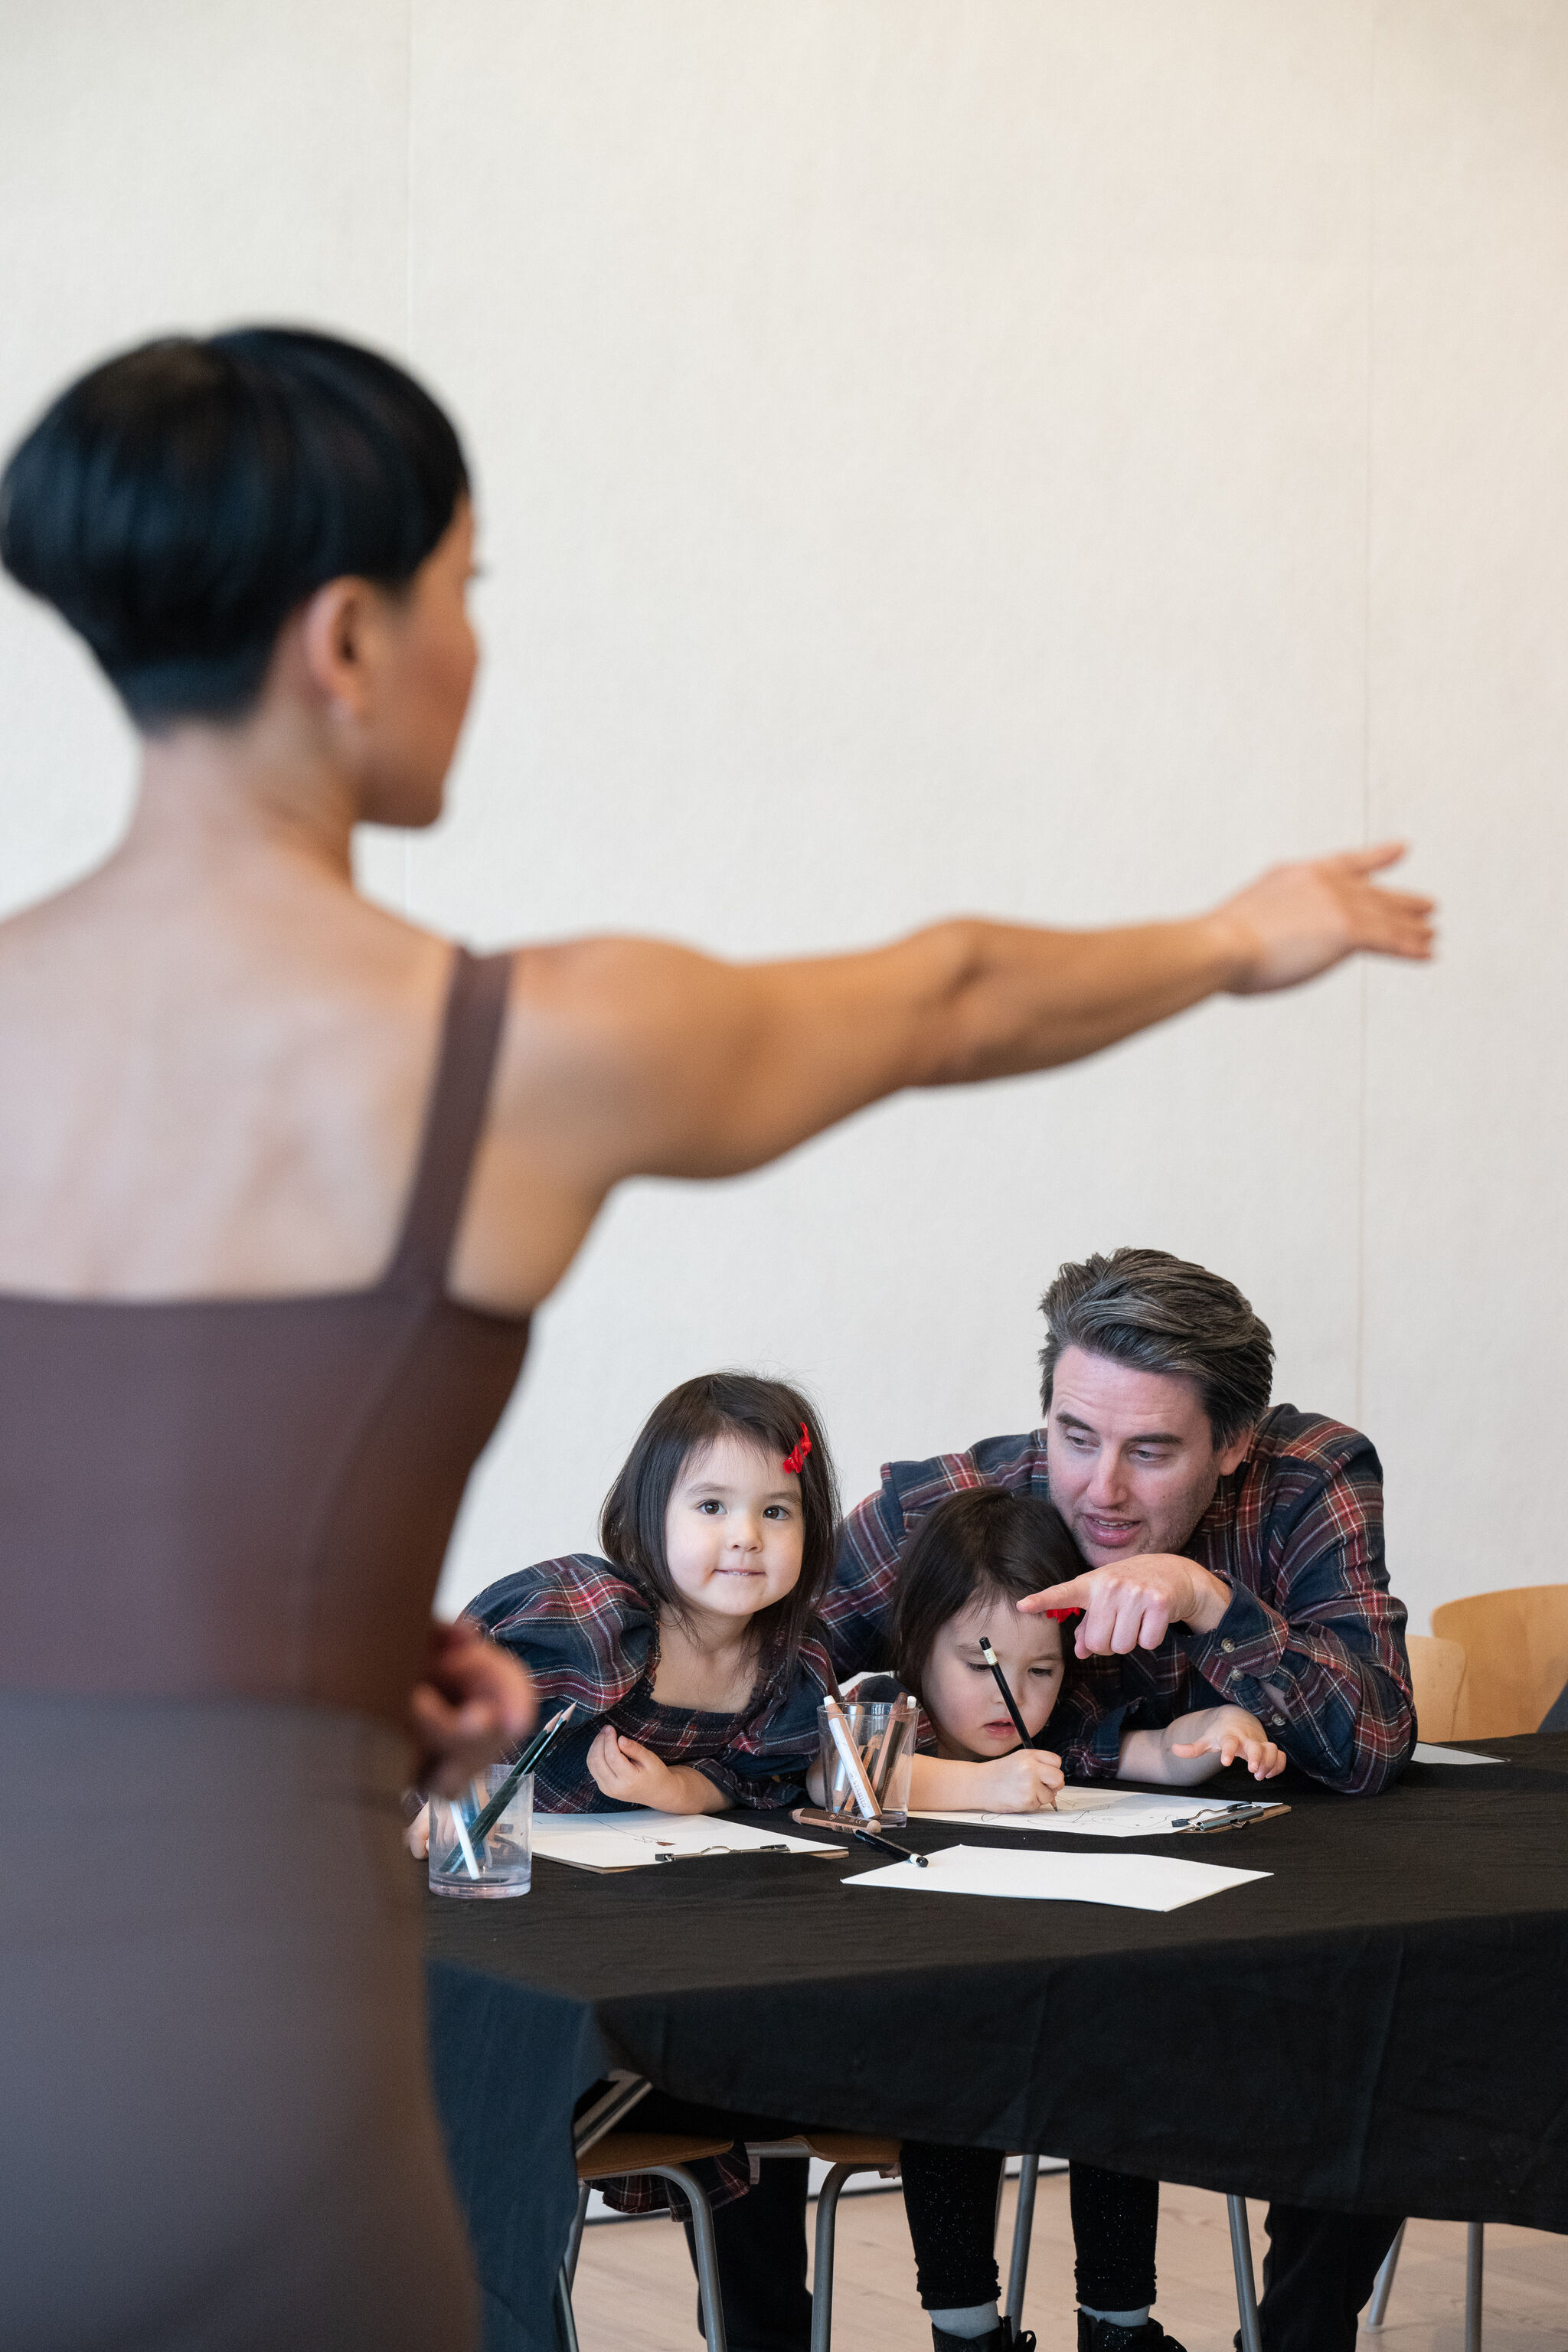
428 1762 534 1900
816 1690 919 1828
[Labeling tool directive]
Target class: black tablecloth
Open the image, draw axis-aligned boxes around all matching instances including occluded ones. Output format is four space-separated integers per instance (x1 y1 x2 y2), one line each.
426 1734 1568 2351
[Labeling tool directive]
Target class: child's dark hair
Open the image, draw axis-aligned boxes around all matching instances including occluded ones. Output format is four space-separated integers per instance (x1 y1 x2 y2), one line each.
891 1487 1082 1706
599 1372 839 1659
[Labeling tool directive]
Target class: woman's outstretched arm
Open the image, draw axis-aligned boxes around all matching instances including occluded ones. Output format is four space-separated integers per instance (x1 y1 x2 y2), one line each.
498 842 1431 1190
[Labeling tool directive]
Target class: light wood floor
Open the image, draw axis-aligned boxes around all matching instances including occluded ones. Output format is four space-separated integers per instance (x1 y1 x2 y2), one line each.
570 2171 1568 2352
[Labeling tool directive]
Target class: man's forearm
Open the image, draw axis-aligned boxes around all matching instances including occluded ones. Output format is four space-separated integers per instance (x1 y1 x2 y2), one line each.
1184 1583 1414 1795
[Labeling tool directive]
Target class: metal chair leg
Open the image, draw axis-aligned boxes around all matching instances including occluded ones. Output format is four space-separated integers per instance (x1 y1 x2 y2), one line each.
565 2180 590 2288
809 2161 855 2352
647 2165 729 2352
554 2261 583 2352
1227 2196 1263 2352
1466 2220 1485 2352
1004 2154 1040 2328
1365 2218 1406 2328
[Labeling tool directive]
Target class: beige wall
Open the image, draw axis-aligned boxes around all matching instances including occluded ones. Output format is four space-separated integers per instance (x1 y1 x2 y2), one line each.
2 4 1563 1628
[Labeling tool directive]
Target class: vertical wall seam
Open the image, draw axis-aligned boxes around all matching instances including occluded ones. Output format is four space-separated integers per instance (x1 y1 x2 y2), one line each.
1354 0 1380 1433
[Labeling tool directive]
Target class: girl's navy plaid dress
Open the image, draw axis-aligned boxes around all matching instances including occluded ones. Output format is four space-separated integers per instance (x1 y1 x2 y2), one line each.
467 1553 838 2216
468 1552 835 1813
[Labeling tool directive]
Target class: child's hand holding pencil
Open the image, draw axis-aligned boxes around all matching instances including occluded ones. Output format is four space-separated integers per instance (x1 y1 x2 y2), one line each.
968 1746 1065 1811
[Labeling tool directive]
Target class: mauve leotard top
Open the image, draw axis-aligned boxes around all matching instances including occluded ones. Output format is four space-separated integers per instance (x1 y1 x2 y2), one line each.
0 948 530 1728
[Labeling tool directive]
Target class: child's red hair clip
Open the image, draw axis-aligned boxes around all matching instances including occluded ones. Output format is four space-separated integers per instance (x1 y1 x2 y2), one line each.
1045 1606 1083 1622
782 1423 812 1475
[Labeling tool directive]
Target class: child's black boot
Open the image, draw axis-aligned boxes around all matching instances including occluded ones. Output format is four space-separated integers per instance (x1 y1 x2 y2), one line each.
1076 2318 1187 2352
931 2320 1035 2352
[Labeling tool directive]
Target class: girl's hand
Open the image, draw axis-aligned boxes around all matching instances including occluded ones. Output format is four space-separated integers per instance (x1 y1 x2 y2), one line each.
971 1746 1066 1812
1171 1707 1286 1781
586 1726 696 1811
405 1802 430 1859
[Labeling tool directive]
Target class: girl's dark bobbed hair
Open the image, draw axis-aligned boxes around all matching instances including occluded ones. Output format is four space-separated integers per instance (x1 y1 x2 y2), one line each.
600 1372 840 1662
0 325 469 729
891 1486 1082 1707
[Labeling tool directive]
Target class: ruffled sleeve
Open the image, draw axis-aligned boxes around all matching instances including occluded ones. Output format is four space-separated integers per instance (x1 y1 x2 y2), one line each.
466 1554 655 1712
464 1555 662 1812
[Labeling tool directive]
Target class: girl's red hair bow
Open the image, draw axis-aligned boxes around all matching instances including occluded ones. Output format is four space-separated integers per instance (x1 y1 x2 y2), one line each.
782 1423 812 1476
1045 1606 1083 1621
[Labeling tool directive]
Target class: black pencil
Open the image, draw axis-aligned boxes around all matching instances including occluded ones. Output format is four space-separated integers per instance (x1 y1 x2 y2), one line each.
851 1824 929 1868
978 1637 1033 1750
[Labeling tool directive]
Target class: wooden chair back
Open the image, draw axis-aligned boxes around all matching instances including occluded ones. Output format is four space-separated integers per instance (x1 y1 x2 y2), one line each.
1431 1585 1568 1737
1406 1633 1467 1742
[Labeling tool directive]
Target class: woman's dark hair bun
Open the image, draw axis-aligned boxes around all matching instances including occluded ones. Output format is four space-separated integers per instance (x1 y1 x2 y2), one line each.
0 326 468 729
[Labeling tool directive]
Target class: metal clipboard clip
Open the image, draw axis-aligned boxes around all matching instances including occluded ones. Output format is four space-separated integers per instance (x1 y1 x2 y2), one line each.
1174 1801 1291 1835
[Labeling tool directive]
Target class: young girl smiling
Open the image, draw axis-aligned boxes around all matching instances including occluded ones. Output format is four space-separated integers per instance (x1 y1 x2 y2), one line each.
469 1370 841 1813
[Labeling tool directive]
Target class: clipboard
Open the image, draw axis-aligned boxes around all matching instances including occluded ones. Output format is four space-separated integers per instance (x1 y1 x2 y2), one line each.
1171 1801 1290 1835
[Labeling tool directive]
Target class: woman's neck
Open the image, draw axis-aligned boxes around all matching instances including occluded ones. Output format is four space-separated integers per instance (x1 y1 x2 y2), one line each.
126 717 360 886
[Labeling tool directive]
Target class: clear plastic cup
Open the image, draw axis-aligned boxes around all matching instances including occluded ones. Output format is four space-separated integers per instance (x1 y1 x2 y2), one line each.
817 1694 919 1828
427 1763 533 1900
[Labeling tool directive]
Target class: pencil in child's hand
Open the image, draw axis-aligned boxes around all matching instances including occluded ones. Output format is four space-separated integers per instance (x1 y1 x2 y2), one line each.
978 1637 1033 1750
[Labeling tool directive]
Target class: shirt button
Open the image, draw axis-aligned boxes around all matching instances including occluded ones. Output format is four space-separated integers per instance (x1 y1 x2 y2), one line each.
1220 1639 1235 1655
1272 1713 1285 1726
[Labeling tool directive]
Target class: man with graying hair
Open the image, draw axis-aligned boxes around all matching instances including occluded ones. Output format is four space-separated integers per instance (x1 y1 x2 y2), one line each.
831 1248 1413 1795
820 1246 1414 2352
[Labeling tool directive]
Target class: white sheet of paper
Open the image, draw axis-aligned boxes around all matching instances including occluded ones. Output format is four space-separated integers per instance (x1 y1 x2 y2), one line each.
1412 1742 1503 1766
907 1788 1276 1838
531 1809 843 1873
846 1842 1268 1912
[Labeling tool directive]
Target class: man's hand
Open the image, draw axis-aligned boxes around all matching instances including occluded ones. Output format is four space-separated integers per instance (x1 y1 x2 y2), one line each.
1209 844 1435 996
1171 1705 1287 1781
409 1619 536 1797
1020 1555 1232 1654
970 1746 1066 1812
586 1726 720 1814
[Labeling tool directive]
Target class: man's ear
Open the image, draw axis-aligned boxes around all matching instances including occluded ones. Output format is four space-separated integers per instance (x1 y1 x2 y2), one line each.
296 575 379 719
1217 1426 1253 1477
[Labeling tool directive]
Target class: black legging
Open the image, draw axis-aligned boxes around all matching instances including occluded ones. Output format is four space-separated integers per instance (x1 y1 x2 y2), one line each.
900 2146 1157 2313
678 2128 1399 2352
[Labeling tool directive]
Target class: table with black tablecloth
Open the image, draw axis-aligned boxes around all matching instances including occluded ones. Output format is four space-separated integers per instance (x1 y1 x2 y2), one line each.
425 1733 1568 2351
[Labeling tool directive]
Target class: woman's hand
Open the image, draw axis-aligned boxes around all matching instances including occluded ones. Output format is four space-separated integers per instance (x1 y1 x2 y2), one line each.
969 1746 1066 1811
586 1726 724 1814
1170 1706 1287 1782
1212 844 1435 996
409 1619 535 1798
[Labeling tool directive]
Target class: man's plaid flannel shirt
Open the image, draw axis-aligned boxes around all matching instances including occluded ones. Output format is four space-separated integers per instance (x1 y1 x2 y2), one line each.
820 1404 1415 1795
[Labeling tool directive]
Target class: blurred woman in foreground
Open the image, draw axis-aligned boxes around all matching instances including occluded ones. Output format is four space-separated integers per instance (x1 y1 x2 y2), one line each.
0 327 1432 2349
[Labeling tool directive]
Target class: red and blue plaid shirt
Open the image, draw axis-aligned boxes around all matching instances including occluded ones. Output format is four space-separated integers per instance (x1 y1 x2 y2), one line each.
821 1405 1415 1795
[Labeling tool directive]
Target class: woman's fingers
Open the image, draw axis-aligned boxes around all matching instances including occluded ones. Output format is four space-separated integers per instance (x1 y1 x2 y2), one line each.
411 1620 536 1792
412 1690 513 1795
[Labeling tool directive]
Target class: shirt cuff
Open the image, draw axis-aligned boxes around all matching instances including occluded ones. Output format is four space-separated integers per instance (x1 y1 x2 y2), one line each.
1065 1697 1148 1782
689 1758 805 1811
1187 1580 1290 1703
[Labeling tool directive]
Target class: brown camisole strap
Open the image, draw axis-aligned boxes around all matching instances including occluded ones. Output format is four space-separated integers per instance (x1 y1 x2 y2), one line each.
382 946 514 1294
